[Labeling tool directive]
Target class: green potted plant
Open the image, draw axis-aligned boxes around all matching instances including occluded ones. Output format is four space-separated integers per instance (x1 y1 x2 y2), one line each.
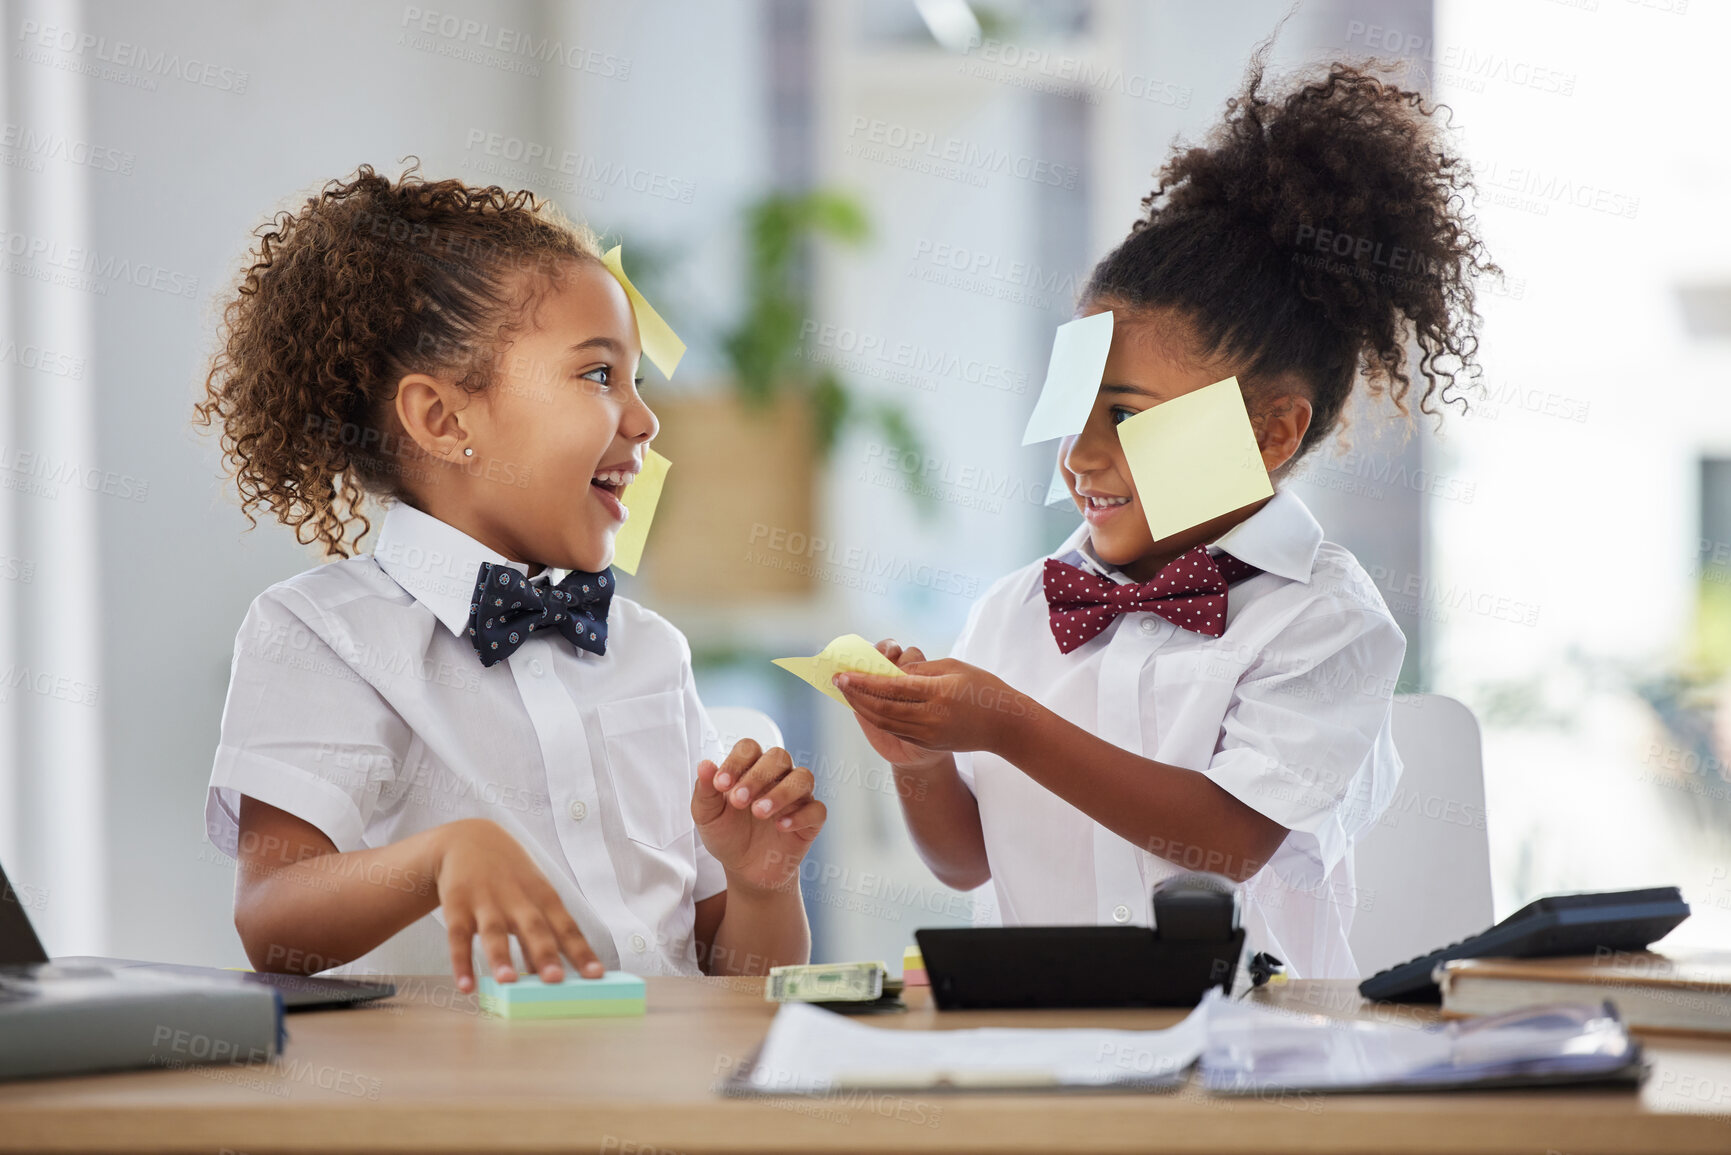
639 190 929 604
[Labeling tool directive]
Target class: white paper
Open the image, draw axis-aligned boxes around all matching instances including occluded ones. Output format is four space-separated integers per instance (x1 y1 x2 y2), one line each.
741 991 1213 1095
1021 312 1114 445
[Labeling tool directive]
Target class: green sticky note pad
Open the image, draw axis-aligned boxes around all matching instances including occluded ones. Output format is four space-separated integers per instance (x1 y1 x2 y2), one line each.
477 970 647 1019
1116 376 1273 543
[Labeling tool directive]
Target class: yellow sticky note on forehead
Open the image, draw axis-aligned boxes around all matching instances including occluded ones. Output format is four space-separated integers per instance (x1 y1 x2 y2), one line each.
611 447 671 576
600 245 686 380
773 635 904 707
1116 376 1273 543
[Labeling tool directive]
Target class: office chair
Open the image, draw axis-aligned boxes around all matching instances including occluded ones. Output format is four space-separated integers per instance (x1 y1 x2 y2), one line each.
1346 693 1495 977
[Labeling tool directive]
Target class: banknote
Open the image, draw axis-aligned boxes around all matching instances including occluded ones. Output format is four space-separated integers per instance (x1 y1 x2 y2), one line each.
765 961 886 1003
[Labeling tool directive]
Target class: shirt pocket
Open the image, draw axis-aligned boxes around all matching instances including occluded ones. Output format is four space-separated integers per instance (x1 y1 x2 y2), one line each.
596 689 694 850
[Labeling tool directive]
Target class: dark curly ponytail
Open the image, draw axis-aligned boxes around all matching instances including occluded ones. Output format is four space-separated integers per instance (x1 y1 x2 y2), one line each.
194 162 602 558
1084 55 1498 462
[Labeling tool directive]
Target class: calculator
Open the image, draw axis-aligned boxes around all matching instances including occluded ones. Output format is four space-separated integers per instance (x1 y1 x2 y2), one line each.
1357 886 1691 1002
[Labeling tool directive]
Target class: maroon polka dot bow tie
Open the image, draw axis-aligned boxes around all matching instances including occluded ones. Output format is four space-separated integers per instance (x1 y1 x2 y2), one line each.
1042 548 1260 653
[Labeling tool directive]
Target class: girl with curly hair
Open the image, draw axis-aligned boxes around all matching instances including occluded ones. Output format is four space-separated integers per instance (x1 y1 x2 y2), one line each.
195 165 824 990
834 60 1497 978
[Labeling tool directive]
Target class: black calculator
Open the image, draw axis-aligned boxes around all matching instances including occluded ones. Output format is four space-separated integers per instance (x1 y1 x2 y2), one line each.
1357 886 1691 1003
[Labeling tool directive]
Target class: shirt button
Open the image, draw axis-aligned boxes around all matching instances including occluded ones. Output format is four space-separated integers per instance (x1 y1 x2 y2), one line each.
630 933 647 953
1111 904 1132 923
530 659 545 676
568 800 587 822
1139 619 1159 634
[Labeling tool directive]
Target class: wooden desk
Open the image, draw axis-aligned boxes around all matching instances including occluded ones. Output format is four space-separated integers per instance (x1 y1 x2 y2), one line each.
2 976 1729 1154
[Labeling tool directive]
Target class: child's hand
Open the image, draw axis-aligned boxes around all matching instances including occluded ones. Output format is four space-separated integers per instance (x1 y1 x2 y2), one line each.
850 639 949 770
834 656 1033 755
433 818 604 992
693 740 826 893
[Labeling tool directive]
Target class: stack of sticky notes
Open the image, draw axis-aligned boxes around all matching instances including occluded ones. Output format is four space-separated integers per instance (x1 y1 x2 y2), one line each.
476 971 646 1019
902 945 928 988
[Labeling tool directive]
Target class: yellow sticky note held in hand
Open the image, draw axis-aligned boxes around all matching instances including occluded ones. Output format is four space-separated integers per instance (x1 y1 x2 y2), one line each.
611 447 671 576
1116 376 1274 543
773 635 904 706
600 245 686 380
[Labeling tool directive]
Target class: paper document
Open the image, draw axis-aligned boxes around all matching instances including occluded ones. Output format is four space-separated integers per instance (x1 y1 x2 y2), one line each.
730 993 1212 1095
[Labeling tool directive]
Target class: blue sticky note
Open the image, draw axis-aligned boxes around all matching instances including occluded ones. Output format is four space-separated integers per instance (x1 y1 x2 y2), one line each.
477 970 646 1019
1022 312 1114 445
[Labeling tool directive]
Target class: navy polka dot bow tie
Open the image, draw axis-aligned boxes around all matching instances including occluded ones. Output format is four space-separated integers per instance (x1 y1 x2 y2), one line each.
1042 548 1260 654
466 562 613 668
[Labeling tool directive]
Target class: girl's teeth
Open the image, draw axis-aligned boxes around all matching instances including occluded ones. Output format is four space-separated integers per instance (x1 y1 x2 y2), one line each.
1088 495 1130 508
594 470 637 486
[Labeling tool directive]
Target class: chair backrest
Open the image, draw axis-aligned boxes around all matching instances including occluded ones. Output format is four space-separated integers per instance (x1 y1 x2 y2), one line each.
324 705 792 979
705 706 786 757
1346 693 1494 977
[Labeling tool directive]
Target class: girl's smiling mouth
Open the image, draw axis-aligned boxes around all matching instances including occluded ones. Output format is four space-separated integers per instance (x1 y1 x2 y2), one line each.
589 462 639 522
1077 488 1133 525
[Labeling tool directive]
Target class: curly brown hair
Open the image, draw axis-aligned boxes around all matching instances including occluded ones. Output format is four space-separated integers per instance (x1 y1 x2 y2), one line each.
194 162 602 558
1084 56 1498 462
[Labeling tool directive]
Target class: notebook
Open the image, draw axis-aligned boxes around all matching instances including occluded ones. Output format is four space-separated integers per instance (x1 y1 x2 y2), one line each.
1438 952 1731 1036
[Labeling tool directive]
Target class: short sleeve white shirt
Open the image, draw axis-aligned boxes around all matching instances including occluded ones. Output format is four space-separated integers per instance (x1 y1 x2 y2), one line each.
950 490 1406 978
205 501 727 975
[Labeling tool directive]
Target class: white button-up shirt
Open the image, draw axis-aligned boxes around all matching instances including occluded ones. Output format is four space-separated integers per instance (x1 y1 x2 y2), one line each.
205 502 727 975
952 490 1405 978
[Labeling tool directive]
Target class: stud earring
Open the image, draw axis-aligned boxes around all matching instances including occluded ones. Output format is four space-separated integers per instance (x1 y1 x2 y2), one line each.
463 447 474 457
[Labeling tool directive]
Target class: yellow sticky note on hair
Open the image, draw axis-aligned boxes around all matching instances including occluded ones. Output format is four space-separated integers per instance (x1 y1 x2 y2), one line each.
1116 376 1273 543
772 635 903 706
600 245 686 380
611 447 671 576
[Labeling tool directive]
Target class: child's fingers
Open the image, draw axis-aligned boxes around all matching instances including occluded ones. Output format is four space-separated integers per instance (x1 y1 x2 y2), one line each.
712 738 763 792
774 798 828 840
728 746 794 809
446 912 478 993
549 909 605 979
898 645 928 666
692 759 728 824
836 671 935 704
838 690 903 732
475 908 516 984
750 765 816 821
876 638 903 664
848 693 929 738
510 904 566 984
899 658 961 677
